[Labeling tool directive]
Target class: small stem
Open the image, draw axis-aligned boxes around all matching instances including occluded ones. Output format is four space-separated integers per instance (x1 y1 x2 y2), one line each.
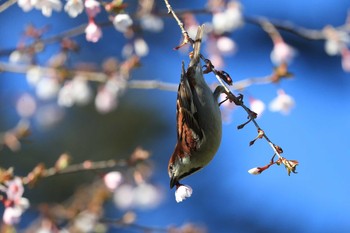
163 0 189 38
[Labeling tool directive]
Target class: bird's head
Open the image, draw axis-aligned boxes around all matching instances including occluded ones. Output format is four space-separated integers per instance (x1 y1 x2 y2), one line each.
168 152 202 189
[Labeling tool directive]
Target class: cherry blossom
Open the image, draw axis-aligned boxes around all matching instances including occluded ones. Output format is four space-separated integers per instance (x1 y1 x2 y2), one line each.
134 38 149 57
17 0 35 12
35 77 60 100
84 0 100 17
113 13 133 33
64 0 84 18
103 171 123 191
6 177 24 202
212 2 243 34
26 66 43 86
175 184 192 203
95 86 117 113
3 206 22 225
32 0 63 17
248 167 261 175
269 89 295 115
216 36 236 54
85 20 102 43
270 40 295 65
58 77 92 107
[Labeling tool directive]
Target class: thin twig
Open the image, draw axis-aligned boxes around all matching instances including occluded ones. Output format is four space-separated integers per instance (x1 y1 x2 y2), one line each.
0 0 17 12
42 159 127 178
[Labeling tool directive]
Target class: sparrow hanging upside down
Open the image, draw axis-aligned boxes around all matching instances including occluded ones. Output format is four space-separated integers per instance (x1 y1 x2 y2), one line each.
168 25 225 189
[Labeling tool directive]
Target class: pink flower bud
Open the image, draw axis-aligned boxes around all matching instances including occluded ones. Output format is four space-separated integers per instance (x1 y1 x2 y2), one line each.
85 20 102 43
248 167 261 175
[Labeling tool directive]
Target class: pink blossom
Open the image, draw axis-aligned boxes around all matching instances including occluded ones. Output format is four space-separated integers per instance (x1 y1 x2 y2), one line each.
84 0 100 17
175 184 192 203
3 206 22 225
270 40 295 65
269 89 295 115
103 171 123 191
85 20 102 43
216 36 236 55
95 87 117 113
6 177 24 202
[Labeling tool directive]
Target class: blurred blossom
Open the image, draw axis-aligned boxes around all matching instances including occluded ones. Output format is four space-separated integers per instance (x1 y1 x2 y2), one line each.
57 81 74 107
133 183 162 209
95 86 117 113
113 184 134 209
103 171 123 191
85 20 102 43
3 206 22 225
269 89 295 115
18 0 35 11
32 0 62 17
113 13 133 33
26 66 43 86
36 78 60 100
64 0 84 18
216 36 236 55
134 38 149 57
212 2 243 34
175 184 192 203
84 0 100 17
270 40 295 65
2 178 29 225
341 48 350 72
58 77 92 107
16 93 37 118
71 77 92 105
9 50 31 64
323 26 350 56
36 104 64 129
325 39 343 56
6 177 24 202
249 98 265 118
140 14 164 32
74 211 98 233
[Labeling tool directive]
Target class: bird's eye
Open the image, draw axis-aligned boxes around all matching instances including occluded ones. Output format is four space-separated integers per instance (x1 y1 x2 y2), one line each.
169 164 173 171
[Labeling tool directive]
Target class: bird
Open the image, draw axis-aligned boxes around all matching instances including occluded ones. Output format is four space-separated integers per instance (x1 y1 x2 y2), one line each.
168 25 225 189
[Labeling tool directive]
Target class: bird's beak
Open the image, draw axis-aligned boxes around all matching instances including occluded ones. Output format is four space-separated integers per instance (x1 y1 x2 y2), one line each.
170 175 178 189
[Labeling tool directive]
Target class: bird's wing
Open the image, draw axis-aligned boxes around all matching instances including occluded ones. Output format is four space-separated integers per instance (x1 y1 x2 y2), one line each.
176 62 204 155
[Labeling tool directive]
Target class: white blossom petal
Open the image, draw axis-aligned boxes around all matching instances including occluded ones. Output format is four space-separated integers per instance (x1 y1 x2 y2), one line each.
113 14 133 33
269 89 295 115
104 171 123 191
64 0 84 18
175 184 192 203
